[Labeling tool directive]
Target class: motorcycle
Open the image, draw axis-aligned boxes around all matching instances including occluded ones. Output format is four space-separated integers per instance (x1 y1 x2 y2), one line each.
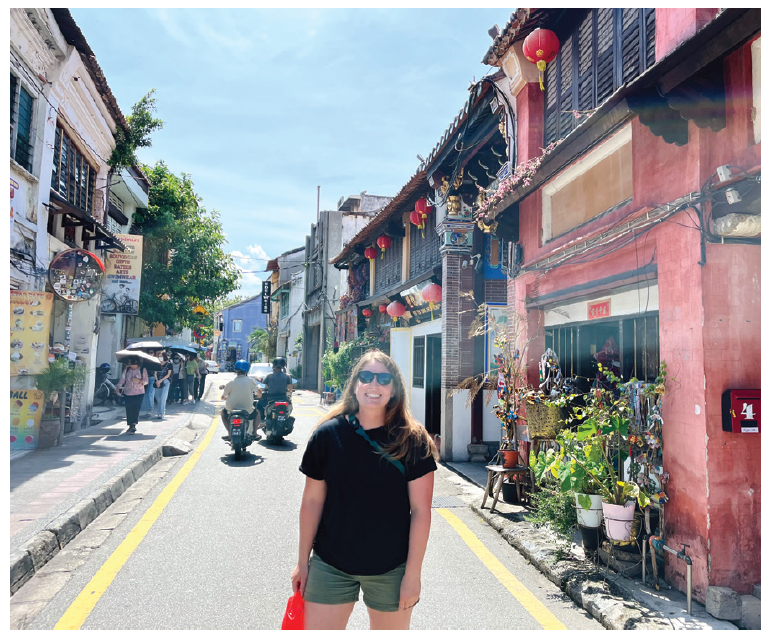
228 407 260 460
262 396 295 444
94 371 123 406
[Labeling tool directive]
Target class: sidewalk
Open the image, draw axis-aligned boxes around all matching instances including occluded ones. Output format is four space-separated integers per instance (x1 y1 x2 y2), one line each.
443 461 740 631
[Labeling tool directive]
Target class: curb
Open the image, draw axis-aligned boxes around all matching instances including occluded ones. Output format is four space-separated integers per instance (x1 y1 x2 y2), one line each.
469 499 675 630
9 396 211 597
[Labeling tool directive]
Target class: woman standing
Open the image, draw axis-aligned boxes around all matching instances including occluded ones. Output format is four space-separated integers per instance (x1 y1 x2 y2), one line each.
291 349 437 630
116 356 148 434
154 352 172 420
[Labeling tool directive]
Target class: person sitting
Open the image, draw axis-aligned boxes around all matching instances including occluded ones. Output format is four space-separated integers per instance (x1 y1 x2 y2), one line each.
220 359 262 442
257 357 294 421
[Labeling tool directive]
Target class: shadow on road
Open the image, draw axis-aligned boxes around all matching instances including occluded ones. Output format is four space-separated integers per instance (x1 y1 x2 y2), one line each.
219 453 265 467
257 439 299 451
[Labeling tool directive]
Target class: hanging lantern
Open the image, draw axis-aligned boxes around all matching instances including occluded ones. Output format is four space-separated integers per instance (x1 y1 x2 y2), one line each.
414 197 433 239
409 210 425 239
421 282 442 321
378 304 388 314
386 300 406 327
376 235 392 259
522 28 560 91
362 308 373 317
364 246 378 265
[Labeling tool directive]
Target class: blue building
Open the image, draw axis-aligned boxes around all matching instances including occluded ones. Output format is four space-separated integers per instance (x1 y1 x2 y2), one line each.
218 295 268 366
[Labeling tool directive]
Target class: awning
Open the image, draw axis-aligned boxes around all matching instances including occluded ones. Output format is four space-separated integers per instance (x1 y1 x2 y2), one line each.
48 190 126 251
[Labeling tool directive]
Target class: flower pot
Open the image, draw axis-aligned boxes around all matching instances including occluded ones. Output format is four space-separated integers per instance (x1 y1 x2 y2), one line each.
578 523 601 552
602 500 636 541
499 449 519 468
501 479 520 503
37 419 60 449
575 493 603 528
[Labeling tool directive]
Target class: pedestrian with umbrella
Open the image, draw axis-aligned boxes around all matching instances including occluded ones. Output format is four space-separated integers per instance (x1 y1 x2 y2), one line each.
128 341 164 419
114 350 161 434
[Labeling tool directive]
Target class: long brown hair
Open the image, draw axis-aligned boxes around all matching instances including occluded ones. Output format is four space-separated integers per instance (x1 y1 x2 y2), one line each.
318 349 438 463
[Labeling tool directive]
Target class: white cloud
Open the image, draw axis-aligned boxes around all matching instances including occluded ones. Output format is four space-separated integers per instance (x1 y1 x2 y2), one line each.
235 263 263 297
247 244 270 260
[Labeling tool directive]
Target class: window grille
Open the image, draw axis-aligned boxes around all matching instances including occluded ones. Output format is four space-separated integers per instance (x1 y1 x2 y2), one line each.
374 235 403 294
10 73 34 172
409 208 441 280
50 124 97 213
413 336 425 388
544 8 656 146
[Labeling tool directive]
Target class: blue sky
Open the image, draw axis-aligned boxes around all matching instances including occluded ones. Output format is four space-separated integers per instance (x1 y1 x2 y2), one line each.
70 8 515 296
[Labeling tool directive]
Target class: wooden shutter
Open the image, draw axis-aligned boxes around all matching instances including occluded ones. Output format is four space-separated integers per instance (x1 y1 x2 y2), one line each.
621 8 642 84
596 8 615 103
409 209 440 279
544 63 559 145
374 235 402 294
558 35 575 138
644 9 656 70
577 12 595 112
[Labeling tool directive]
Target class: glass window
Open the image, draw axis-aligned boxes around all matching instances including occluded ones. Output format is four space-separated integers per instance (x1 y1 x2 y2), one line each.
50 124 96 213
10 73 34 172
233 319 243 332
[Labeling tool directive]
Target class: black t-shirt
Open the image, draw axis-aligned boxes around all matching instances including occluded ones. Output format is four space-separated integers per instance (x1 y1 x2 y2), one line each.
264 371 291 396
299 416 437 576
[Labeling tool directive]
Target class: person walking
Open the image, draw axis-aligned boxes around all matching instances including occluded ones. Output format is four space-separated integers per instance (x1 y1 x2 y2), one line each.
195 355 208 401
170 353 185 404
184 353 199 405
154 352 172 420
140 349 159 419
115 356 148 434
291 349 437 630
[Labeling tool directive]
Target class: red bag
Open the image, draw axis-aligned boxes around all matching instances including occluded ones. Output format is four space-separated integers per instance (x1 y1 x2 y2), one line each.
281 591 305 630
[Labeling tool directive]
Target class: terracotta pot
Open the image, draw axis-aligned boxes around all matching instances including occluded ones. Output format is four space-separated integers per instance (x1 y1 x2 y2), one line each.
499 449 519 468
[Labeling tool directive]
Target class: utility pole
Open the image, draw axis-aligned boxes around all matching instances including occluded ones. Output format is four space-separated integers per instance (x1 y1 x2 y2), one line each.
316 186 325 395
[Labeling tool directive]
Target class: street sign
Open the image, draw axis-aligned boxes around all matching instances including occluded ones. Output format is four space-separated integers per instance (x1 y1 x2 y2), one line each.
261 281 271 314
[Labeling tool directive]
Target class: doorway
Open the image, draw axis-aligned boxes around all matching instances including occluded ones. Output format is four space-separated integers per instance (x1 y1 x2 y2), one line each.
305 325 320 391
424 335 441 435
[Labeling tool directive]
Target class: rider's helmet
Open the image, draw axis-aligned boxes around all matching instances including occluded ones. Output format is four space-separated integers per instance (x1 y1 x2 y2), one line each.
272 356 287 370
99 363 111 370
233 360 250 374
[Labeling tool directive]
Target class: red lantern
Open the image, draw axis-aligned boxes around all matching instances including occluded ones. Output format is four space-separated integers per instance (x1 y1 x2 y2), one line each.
522 28 560 91
386 300 406 327
364 246 378 264
378 304 388 314
362 308 373 317
376 235 392 259
421 283 442 321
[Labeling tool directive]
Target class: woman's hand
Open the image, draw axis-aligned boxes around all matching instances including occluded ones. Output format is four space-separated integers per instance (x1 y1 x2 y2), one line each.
291 561 309 595
398 571 421 610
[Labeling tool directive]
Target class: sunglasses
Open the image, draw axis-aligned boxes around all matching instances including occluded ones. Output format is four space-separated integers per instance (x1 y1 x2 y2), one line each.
357 370 393 386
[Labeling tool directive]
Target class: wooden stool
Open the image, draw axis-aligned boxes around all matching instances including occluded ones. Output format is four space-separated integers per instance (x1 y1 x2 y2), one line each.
481 465 530 514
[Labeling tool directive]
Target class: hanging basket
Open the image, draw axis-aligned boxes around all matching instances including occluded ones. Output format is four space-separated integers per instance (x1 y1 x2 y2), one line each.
525 403 567 439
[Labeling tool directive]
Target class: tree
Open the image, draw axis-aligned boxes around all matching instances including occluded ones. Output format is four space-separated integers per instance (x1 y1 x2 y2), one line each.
108 90 163 171
136 161 240 329
249 325 277 361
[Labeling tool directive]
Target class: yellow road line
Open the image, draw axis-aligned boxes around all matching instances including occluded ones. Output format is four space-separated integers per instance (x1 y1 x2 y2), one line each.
436 508 567 630
54 415 221 630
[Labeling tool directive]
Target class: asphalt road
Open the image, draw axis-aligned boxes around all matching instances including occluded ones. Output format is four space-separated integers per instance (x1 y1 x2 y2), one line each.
21 374 603 630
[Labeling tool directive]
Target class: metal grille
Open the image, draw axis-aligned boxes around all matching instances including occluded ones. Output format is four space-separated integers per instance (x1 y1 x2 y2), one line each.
413 336 425 388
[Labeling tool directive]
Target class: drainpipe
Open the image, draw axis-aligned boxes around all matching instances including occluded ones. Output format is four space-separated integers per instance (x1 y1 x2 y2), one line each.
644 535 693 615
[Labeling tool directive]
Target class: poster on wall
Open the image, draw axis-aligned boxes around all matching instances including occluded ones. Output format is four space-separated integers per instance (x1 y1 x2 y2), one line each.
10 389 45 450
485 303 508 375
10 291 54 376
100 234 143 314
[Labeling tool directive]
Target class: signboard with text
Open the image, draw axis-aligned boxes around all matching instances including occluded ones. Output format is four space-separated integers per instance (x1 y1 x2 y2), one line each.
101 234 143 314
587 299 611 320
10 291 53 376
10 389 45 450
261 281 271 314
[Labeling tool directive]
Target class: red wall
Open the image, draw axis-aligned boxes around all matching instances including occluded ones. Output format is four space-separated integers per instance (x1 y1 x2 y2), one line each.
656 8 719 60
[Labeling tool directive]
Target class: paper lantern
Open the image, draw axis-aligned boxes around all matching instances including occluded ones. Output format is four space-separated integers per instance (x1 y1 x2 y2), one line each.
414 198 433 239
364 246 378 264
362 308 373 317
421 283 442 321
409 210 425 239
386 300 406 327
378 304 388 314
522 28 560 91
376 235 392 259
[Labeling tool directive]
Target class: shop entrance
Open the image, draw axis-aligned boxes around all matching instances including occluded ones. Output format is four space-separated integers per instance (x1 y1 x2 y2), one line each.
424 335 441 435
545 312 659 392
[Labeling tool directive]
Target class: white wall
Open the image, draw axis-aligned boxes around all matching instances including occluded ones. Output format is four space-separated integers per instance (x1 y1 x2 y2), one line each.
543 283 659 326
451 390 473 461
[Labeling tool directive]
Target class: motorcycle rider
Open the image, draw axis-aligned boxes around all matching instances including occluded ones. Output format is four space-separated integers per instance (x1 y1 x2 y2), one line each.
220 359 262 442
257 356 294 422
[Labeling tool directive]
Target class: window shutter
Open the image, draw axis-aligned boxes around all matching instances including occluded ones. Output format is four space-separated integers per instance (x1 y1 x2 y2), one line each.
14 85 34 171
577 12 595 112
621 8 642 84
409 209 440 279
644 9 656 70
544 63 559 145
558 35 575 138
596 8 615 103
375 235 402 294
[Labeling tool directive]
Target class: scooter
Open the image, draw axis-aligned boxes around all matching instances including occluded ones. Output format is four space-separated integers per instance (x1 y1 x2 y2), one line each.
228 407 260 460
262 396 295 444
94 372 123 406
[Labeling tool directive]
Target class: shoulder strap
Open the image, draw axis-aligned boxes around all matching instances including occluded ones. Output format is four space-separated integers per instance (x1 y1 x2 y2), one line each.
347 415 406 477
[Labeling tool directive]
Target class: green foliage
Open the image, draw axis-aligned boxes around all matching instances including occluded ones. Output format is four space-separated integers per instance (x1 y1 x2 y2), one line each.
34 359 88 396
210 294 248 313
293 332 303 352
290 364 302 380
525 481 578 543
249 325 277 361
135 161 240 329
108 90 163 170
322 336 364 391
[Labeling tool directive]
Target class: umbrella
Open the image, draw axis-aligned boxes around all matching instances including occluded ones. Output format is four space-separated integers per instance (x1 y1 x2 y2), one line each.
115 349 162 371
126 340 164 351
169 345 197 355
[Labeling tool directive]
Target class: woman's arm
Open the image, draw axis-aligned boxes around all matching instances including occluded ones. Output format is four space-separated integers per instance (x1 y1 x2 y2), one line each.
399 471 435 610
116 370 127 392
291 476 327 595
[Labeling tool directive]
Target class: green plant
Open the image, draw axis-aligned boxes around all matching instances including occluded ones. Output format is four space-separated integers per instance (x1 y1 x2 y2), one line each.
34 359 88 446
289 365 302 381
249 326 277 361
525 479 578 543
322 337 364 391
108 90 163 171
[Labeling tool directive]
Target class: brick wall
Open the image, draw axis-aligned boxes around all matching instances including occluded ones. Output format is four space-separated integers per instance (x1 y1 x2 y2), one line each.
459 266 475 380
485 279 507 304
441 254 461 388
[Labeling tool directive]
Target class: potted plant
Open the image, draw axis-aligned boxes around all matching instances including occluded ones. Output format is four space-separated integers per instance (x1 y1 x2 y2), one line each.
34 358 88 448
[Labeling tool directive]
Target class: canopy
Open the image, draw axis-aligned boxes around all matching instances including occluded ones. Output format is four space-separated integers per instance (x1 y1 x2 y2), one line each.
126 340 164 351
169 345 198 355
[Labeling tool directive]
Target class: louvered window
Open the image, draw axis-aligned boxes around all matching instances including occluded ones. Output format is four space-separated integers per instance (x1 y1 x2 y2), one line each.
50 124 97 213
409 208 441 279
413 336 425 388
10 73 34 172
374 235 402 294
545 8 656 146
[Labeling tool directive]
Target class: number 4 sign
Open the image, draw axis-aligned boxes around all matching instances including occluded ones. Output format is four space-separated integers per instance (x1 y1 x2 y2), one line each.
722 389 761 433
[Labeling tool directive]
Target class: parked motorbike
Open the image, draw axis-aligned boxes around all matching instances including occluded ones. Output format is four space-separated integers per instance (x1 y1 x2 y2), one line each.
262 397 294 444
94 369 123 406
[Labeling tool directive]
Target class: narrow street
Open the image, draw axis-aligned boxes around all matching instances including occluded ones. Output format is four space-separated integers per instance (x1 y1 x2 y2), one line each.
17 375 602 631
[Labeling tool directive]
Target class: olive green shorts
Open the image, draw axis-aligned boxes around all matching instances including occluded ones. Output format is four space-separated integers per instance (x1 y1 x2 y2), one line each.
303 554 406 612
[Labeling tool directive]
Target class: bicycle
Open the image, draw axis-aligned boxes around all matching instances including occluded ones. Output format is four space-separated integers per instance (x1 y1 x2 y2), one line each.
101 292 138 314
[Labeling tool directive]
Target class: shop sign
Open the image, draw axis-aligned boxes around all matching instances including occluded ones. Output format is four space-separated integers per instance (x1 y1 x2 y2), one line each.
261 281 271 314
400 279 442 326
49 249 105 302
101 234 143 314
587 299 611 320
10 389 44 450
10 291 54 375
